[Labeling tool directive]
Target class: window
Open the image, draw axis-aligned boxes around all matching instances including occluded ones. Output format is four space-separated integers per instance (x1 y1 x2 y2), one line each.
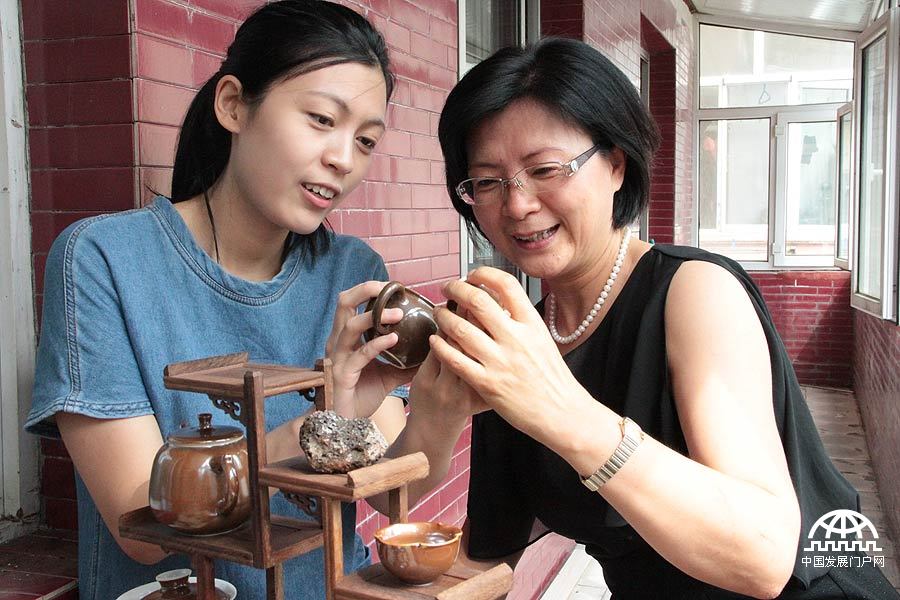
698 118 771 262
699 25 854 110
696 20 855 268
457 0 541 301
834 104 853 269
774 111 838 266
850 8 899 321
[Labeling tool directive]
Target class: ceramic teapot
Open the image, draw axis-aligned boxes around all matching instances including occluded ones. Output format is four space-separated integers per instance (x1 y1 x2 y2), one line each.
149 413 250 535
364 281 438 369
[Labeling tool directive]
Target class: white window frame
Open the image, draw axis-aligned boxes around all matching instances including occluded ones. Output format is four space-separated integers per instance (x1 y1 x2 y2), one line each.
457 0 542 302
694 14 857 270
834 102 854 270
850 8 900 320
773 108 842 267
0 0 39 542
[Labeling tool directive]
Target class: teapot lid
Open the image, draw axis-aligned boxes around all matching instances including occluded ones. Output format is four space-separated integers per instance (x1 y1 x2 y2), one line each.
168 413 244 447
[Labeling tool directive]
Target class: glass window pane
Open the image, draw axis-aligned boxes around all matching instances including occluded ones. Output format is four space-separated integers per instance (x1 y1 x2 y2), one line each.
857 35 886 299
699 25 853 109
466 1 520 64
836 112 852 262
784 121 836 257
699 119 770 261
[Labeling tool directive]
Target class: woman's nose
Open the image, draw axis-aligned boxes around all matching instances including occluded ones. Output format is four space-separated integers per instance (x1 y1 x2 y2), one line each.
502 181 541 220
323 136 354 175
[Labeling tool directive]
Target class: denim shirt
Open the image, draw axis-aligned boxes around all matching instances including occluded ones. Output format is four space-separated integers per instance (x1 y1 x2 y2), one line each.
26 196 384 599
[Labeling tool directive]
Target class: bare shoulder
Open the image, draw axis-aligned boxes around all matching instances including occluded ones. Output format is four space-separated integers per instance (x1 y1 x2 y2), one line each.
663 258 770 411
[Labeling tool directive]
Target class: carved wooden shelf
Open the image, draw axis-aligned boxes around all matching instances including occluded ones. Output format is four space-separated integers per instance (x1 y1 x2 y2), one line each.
119 351 512 600
120 507 322 567
162 352 325 399
259 453 430 502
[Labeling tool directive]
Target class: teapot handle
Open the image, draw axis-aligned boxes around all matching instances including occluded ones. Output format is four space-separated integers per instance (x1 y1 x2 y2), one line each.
371 281 404 336
211 455 240 517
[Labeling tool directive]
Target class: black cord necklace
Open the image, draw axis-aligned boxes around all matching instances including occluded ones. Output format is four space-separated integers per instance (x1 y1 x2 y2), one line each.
203 190 220 263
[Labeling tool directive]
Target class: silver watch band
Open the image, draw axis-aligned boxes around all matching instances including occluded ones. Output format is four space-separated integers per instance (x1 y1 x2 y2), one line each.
581 417 644 492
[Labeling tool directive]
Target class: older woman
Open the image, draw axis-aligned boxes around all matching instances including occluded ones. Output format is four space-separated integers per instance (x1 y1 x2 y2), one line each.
377 38 898 599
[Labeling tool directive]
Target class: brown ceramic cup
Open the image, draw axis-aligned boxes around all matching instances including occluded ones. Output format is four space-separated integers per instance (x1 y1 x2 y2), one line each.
149 413 251 535
364 282 438 369
374 521 462 585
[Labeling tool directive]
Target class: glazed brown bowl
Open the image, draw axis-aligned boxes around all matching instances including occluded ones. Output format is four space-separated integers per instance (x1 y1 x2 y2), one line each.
374 521 462 585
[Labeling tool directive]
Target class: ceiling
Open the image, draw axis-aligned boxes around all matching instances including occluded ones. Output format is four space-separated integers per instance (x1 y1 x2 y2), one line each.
690 0 884 32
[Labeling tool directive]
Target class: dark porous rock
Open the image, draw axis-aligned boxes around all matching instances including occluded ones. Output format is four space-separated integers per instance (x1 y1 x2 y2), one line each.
299 410 388 473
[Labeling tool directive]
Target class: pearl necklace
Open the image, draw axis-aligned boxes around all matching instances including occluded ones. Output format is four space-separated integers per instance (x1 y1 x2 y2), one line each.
547 227 632 345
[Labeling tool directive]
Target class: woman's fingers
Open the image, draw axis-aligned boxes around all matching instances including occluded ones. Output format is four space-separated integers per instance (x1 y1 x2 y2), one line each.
327 281 391 354
332 307 403 355
428 333 486 388
432 305 499 364
334 332 399 384
441 279 516 342
464 267 537 324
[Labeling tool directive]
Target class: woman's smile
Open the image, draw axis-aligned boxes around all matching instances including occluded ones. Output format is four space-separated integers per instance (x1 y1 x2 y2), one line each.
301 181 340 209
511 224 560 250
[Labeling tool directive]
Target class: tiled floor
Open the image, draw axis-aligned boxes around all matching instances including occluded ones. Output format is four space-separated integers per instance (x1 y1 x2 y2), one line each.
0 528 77 599
541 386 900 599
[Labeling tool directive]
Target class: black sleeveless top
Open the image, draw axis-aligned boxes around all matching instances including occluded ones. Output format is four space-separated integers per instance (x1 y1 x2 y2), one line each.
466 245 898 599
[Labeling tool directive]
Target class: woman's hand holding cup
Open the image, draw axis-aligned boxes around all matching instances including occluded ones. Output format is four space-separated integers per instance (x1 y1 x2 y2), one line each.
326 280 411 419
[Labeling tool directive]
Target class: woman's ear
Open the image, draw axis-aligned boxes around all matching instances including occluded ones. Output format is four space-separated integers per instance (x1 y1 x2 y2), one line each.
609 146 627 192
213 75 246 134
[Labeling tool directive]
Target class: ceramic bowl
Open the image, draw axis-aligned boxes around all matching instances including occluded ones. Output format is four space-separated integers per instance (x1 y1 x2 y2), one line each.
115 574 237 599
374 521 462 585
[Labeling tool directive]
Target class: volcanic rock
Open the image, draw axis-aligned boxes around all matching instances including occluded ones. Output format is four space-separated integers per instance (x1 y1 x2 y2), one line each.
299 410 388 473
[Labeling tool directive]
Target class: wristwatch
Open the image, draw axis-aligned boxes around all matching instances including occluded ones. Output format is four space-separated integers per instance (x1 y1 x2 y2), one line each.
580 417 644 492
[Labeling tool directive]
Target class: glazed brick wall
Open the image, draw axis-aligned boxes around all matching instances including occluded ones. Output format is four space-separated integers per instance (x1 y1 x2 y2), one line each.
22 0 134 531
750 271 853 389
23 0 133 324
581 0 695 245
541 0 583 39
853 311 900 544
642 16 676 244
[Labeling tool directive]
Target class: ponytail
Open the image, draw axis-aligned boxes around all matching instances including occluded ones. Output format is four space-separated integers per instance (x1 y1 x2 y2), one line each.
171 76 229 201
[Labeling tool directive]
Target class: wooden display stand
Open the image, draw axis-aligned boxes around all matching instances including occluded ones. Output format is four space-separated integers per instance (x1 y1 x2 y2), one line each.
119 352 512 600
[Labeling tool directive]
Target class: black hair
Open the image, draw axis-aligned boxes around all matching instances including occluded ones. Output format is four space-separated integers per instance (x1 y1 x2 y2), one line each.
438 37 659 239
171 0 394 260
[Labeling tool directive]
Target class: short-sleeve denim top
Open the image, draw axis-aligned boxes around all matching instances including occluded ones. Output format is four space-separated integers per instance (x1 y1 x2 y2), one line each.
26 196 385 600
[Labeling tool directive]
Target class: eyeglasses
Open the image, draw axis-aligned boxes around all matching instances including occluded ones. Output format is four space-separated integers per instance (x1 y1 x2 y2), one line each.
455 145 603 206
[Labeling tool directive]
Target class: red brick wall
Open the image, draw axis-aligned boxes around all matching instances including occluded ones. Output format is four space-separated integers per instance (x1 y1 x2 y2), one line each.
642 16 676 244
23 0 134 329
580 0 695 246
22 0 134 531
750 271 853 389
352 0 461 297
541 0 583 39
853 311 900 544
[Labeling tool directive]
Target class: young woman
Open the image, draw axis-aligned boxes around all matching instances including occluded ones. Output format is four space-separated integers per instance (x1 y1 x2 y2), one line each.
379 37 899 599
25 2 408 598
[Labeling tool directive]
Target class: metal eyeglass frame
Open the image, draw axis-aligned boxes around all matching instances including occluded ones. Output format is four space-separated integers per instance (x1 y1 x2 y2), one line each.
455 144 603 206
